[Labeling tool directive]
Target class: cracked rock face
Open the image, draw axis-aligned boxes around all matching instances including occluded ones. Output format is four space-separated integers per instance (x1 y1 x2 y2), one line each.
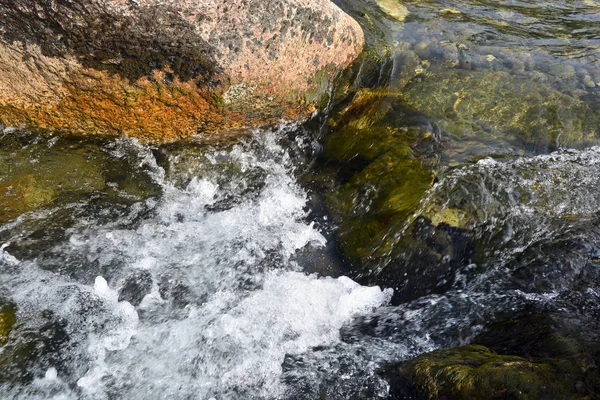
0 0 364 142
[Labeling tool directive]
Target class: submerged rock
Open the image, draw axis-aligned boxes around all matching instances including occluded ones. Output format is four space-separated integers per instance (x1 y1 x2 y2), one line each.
0 301 16 347
382 345 594 399
374 0 410 22
0 134 105 223
403 68 600 150
320 90 435 265
0 131 163 224
0 130 162 261
0 0 364 142
118 270 153 307
316 89 486 301
320 89 600 300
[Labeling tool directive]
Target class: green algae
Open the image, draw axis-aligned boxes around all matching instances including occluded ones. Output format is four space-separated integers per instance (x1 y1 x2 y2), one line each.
382 345 593 399
0 131 161 224
0 141 105 223
328 154 432 262
321 90 435 264
374 0 410 22
0 301 16 347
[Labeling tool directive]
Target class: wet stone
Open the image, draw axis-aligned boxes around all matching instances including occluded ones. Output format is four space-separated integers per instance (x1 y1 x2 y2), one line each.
118 270 154 307
381 345 594 400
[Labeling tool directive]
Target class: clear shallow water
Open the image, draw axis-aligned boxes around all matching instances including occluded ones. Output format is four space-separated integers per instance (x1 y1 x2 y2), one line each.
334 0 600 158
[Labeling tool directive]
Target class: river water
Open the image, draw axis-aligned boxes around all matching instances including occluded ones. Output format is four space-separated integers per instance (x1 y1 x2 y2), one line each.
1 0 600 398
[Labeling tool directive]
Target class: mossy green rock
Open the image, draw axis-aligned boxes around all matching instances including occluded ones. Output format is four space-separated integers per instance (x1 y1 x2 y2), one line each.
403 69 600 149
382 345 591 399
0 302 16 347
328 153 433 262
0 136 106 223
322 90 434 264
0 132 162 224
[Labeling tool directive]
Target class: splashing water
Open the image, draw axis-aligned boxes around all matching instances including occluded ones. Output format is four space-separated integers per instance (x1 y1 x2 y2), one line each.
0 127 393 399
4 127 600 399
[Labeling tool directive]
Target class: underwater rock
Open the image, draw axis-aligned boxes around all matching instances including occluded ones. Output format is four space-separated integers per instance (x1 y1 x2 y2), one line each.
374 0 410 22
0 130 161 244
0 0 364 142
381 345 594 399
0 176 55 224
321 90 435 265
0 301 16 347
403 69 600 150
320 86 600 302
316 89 480 302
0 135 106 223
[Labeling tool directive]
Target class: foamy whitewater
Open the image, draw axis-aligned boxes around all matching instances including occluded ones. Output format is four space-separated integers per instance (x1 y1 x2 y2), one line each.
0 128 393 399
3 128 599 399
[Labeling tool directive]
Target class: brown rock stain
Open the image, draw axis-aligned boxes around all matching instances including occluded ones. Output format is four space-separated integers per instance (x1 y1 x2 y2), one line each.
0 65 319 143
1 69 220 142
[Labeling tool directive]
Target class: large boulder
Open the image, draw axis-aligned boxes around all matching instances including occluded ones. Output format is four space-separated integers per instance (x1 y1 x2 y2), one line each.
0 0 364 142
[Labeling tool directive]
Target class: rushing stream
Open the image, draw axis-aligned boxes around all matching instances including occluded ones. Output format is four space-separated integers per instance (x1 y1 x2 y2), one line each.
0 128 397 398
2 0 600 398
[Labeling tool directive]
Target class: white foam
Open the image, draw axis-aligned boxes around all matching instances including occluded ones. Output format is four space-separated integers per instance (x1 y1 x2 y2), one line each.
92 271 391 399
0 130 392 399
78 278 139 394
0 242 19 266
44 368 58 381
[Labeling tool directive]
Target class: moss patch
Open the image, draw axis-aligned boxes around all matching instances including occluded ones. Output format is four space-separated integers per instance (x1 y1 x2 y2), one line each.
382 345 593 399
0 302 16 347
322 90 435 265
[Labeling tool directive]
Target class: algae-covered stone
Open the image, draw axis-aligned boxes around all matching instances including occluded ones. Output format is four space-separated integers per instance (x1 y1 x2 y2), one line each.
0 176 55 223
382 345 591 399
0 135 105 223
328 154 433 262
375 0 410 22
403 68 600 150
0 131 162 224
0 302 16 347
322 90 435 264
321 89 600 302
317 90 484 302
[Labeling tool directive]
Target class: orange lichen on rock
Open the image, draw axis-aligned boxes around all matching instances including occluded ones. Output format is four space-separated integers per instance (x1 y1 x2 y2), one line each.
0 64 320 143
0 68 223 143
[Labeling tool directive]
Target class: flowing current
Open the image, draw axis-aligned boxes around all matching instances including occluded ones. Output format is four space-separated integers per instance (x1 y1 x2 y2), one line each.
0 127 397 399
2 124 600 398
